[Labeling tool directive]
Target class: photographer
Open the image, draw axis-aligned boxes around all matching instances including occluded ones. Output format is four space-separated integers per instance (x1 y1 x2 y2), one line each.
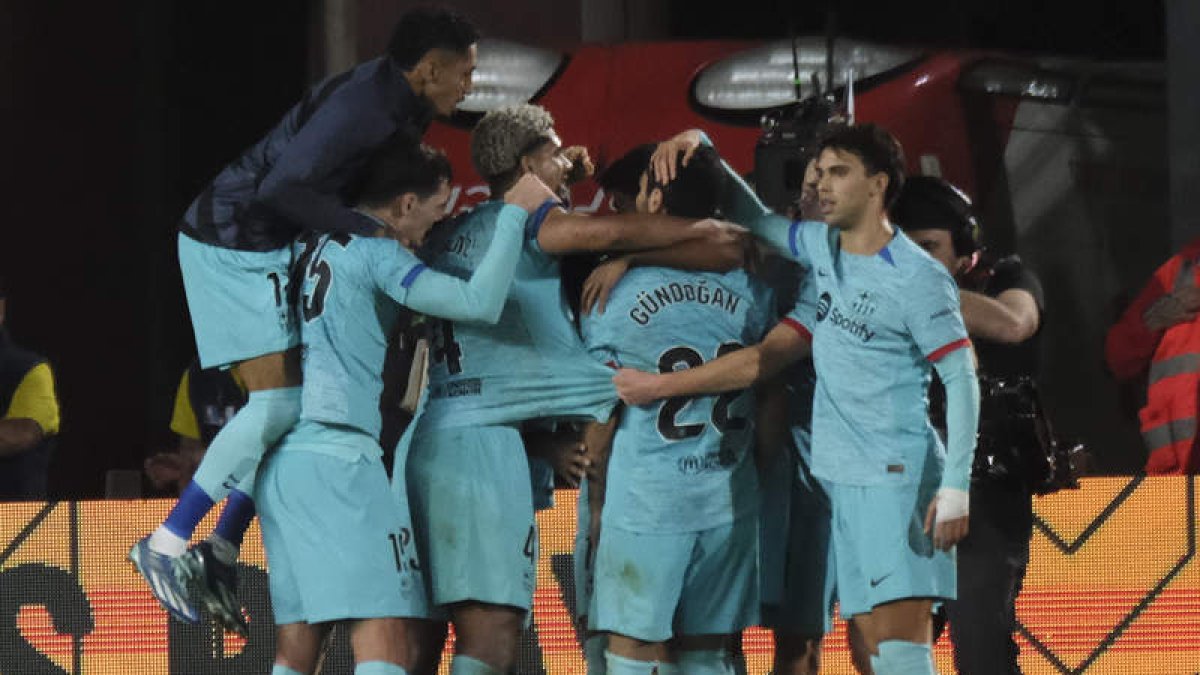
894 176 1044 675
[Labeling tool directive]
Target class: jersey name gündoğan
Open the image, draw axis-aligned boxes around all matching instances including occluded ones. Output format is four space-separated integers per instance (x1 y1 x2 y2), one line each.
582 266 773 533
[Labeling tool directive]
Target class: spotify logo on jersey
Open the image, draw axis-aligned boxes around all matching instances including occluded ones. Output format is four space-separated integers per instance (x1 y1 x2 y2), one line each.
816 292 832 322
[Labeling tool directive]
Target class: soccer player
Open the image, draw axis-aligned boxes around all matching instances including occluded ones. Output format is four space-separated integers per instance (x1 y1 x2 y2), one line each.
562 143 658 675
601 148 830 675
580 143 772 675
401 104 743 675
256 137 554 675
618 125 981 675
129 7 480 632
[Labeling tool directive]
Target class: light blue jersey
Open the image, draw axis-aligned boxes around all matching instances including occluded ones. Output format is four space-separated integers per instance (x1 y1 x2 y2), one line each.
717 141 973 488
291 205 527 447
766 219 968 487
583 266 773 533
419 200 617 430
292 233 423 441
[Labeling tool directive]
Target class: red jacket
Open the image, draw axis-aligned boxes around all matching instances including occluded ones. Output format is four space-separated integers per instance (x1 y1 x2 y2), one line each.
1106 237 1200 474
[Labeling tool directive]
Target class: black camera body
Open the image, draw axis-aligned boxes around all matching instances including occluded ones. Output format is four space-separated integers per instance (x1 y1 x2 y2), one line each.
975 375 1086 495
753 96 841 214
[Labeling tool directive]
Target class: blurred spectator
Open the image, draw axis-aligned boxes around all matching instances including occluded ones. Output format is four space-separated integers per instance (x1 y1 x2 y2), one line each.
144 359 246 494
0 275 61 500
1106 238 1200 474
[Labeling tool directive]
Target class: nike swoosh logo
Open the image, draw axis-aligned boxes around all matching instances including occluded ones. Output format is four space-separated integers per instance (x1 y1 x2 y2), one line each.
869 574 892 588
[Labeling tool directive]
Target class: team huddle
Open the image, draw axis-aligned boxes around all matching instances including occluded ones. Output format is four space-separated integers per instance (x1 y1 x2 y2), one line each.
127 7 981 675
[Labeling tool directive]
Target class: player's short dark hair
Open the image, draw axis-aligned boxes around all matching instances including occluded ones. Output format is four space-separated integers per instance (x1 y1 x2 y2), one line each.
353 133 452 207
0 274 7 300
893 176 981 257
649 145 726 219
387 6 479 70
598 144 655 198
817 123 906 209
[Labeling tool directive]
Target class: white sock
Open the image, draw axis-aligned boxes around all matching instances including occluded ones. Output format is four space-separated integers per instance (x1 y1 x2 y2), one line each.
148 525 188 557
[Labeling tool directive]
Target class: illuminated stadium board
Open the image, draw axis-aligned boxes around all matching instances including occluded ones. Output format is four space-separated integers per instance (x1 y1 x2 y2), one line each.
1 477 1198 673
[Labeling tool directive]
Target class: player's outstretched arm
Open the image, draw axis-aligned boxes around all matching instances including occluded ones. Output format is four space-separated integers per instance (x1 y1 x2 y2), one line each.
613 321 810 405
925 345 980 551
535 208 740 257
580 235 746 315
394 175 555 323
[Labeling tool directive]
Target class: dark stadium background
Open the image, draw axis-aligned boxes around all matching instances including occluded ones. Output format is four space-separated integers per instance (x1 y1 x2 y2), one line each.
0 1 1165 498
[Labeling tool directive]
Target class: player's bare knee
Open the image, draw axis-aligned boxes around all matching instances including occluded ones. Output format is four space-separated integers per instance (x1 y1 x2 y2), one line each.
275 621 328 673
348 617 414 668
450 603 524 670
868 598 933 645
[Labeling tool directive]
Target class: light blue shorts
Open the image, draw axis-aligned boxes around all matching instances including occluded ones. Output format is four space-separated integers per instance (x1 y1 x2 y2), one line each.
829 480 956 618
592 517 760 642
256 422 428 625
406 424 537 611
760 449 835 635
178 233 299 369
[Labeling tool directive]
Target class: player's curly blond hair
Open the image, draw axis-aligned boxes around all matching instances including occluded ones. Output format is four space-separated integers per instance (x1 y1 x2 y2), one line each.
471 104 556 186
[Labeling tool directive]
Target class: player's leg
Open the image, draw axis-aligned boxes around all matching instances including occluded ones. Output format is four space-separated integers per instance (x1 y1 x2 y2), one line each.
406 425 536 673
261 428 429 671
255 444 326 674
846 618 873 675
833 481 953 675
133 237 301 623
349 617 419 675
274 621 329 675
446 603 524 674
674 517 760 675
854 599 935 674
592 526 692 675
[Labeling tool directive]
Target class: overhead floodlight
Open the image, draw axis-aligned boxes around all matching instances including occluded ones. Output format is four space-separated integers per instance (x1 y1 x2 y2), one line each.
457 38 565 113
693 38 921 111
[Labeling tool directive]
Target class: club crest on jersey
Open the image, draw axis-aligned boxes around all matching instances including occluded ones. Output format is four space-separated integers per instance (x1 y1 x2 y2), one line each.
851 291 878 317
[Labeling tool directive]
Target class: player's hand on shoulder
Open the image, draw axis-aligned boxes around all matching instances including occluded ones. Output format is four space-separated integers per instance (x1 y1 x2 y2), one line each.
651 129 705 184
562 146 596 186
504 173 557 213
613 368 665 406
582 257 631 315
